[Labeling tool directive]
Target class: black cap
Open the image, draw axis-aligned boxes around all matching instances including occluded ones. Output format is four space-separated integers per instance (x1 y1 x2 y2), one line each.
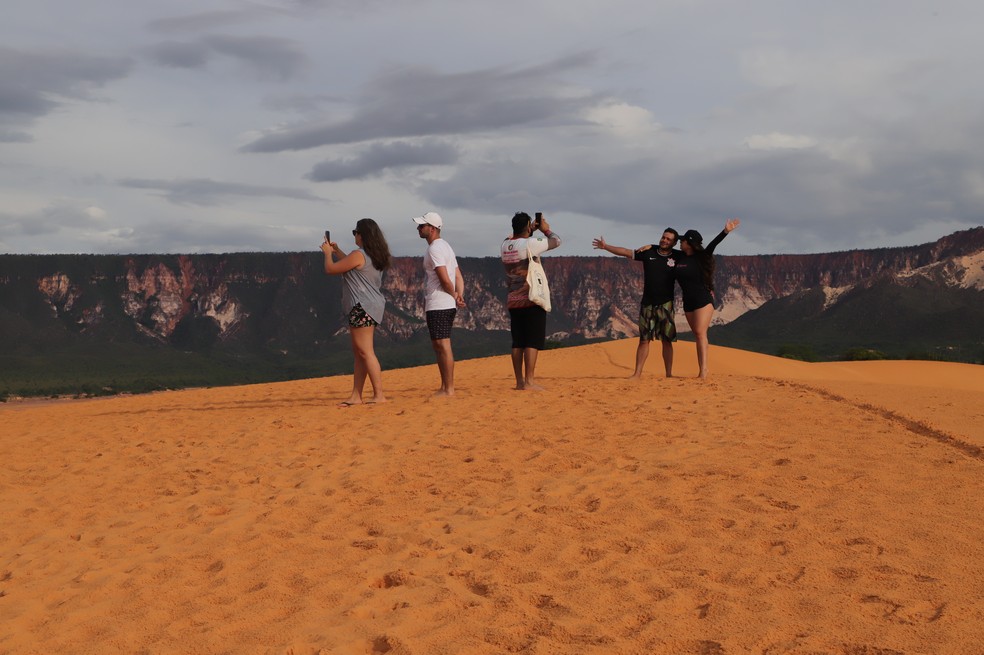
680 229 703 244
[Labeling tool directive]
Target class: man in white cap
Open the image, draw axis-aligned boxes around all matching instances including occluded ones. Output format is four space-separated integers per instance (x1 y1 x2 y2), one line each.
412 211 465 397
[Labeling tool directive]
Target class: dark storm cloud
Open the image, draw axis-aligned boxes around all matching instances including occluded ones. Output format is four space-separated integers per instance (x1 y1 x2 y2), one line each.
667 148 984 238
276 0 387 11
0 129 33 143
307 140 459 182
118 178 325 206
145 0 374 33
147 41 212 69
0 204 106 239
147 9 281 34
146 35 306 79
261 93 343 113
93 220 298 255
203 35 306 80
242 52 601 152
0 46 132 118
420 138 984 253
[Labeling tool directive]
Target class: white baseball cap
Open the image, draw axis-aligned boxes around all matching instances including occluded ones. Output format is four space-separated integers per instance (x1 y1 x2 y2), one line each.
411 212 443 229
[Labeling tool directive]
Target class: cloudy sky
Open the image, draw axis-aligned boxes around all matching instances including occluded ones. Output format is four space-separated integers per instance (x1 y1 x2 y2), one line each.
2 0 983 257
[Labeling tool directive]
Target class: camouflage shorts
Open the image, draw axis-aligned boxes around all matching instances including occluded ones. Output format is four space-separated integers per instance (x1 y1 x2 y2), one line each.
639 301 676 342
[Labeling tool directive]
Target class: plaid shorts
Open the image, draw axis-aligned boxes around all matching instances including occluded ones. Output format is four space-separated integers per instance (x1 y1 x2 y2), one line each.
639 301 677 342
347 303 378 328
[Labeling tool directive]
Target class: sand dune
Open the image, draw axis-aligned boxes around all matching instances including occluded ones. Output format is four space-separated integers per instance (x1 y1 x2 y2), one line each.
2 340 982 654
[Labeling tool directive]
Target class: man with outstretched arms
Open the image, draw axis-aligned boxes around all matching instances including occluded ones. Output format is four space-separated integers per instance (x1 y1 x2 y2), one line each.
592 228 680 378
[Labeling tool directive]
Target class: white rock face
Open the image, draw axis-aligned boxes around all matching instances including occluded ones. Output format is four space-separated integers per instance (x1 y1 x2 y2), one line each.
822 285 855 310
199 286 245 334
951 252 984 290
37 273 78 315
123 261 245 340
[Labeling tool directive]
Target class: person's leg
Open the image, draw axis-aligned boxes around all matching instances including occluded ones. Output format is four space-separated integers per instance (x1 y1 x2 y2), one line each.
511 349 525 390
523 306 547 390
509 309 526 390
633 305 656 379
427 309 457 396
631 339 650 378
656 301 676 378
661 339 674 377
350 325 387 401
523 347 543 390
685 304 714 379
342 327 367 405
432 338 455 396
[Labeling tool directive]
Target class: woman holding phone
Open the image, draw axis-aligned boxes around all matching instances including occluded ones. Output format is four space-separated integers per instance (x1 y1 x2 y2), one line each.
321 218 392 406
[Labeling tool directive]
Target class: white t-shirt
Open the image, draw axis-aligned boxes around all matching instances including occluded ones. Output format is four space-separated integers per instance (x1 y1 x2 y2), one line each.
423 238 459 311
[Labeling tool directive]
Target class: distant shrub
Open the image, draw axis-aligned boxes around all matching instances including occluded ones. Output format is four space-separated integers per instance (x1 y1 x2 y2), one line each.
842 348 888 361
776 344 819 362
904 350 948 362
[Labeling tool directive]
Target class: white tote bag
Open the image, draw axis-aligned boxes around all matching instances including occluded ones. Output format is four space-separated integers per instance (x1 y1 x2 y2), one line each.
526 243 552 312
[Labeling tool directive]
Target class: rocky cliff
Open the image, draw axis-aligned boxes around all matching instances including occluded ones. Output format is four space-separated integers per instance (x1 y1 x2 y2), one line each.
2 228 982 358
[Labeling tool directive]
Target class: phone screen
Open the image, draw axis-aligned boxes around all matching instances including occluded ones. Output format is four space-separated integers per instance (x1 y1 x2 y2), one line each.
324 230 331 242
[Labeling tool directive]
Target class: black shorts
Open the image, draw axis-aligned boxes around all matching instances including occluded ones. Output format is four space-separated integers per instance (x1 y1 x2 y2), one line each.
426 308 457 340
509 305 547 350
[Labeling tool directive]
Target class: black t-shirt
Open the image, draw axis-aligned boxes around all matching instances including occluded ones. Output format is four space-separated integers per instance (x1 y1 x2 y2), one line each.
675 230 728 311
634 247 679 306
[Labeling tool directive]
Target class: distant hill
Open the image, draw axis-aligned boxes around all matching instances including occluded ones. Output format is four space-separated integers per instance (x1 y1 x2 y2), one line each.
712 274 984 362
1 227 981 398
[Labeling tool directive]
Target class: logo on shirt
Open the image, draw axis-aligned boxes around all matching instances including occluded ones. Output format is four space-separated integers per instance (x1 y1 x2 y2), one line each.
667 258 675 267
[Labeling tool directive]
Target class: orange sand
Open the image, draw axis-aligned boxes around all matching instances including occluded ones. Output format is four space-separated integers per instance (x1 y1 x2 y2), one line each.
2 340 982 654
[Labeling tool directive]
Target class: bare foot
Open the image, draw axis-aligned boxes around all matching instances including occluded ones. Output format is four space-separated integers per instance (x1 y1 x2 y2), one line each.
523 382 545 391
433 389 454 398
337 400 362 408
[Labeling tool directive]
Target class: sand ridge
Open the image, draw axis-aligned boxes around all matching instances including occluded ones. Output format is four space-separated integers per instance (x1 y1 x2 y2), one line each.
1 340 982 654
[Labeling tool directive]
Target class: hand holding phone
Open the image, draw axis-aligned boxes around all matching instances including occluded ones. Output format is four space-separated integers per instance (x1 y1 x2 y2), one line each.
534 212 543 231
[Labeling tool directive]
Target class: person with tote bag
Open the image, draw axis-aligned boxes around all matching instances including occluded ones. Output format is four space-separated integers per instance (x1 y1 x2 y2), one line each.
499 212 562 391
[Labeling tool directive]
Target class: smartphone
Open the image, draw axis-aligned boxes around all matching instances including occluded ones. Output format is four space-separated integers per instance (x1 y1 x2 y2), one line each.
324 230 331 243
534 212 543 230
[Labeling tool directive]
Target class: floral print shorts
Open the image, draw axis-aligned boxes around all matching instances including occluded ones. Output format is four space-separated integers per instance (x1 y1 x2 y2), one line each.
347 303 378 328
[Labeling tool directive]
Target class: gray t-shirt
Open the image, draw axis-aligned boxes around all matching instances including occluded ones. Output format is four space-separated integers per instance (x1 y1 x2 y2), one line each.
341 249 385 323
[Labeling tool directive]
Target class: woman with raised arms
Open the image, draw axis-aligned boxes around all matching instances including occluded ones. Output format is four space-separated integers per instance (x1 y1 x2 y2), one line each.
674 218 741 379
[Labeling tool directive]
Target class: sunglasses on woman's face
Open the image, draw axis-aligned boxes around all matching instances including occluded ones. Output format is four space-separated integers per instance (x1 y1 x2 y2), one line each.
352 230 359 236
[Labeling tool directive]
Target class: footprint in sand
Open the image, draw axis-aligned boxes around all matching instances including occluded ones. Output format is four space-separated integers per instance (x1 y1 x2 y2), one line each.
370 635 410 655
370 570 411 589
768 540 789 556
844 536 885 556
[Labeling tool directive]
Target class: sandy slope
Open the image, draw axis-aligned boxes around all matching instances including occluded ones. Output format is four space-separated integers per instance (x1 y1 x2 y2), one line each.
1 340 982 654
